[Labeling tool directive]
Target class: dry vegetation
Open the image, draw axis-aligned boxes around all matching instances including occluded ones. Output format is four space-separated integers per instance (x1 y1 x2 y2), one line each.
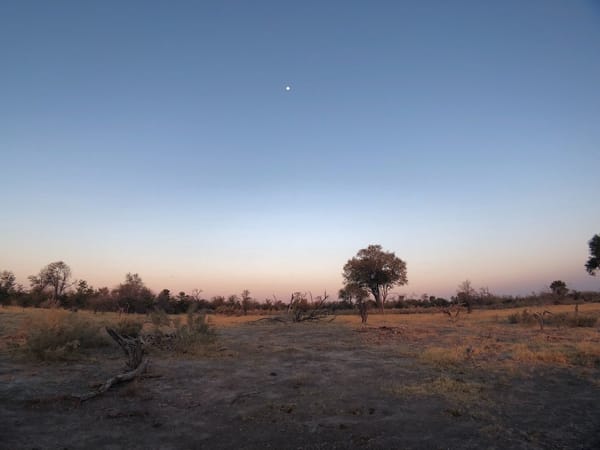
1 303 599 449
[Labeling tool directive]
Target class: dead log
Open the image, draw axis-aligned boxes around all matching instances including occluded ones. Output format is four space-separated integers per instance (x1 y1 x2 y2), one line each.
72 327 148 402
74 358 149 402
106 327 144 370
253 316 289 324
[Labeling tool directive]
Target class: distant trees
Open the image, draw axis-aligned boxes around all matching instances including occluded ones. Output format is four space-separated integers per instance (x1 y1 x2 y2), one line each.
112 273 154 313
342 245 408 316
0 270 17 306
586 234 600 276
28 261 72 302
6 240 600 314
67 279 96 309
550 280 568 297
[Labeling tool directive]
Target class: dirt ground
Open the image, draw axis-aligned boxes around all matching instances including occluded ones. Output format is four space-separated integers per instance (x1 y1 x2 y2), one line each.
1 306 600 449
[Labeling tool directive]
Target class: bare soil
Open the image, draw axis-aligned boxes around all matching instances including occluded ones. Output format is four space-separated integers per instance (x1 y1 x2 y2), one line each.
1 309 600 449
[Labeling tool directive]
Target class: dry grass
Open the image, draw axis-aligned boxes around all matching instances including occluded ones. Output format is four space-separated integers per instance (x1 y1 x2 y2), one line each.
419 345 475 368
20 309 109 360
345 304 600 371
383 373 487 413
2 303 599 368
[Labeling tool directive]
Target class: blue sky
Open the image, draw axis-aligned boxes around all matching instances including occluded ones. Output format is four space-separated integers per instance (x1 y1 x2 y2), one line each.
1 1 599 299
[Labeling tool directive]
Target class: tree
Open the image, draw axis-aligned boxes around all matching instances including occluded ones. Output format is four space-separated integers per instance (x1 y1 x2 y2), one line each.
112 273 154 313
240 289 252 315
28 261 72 302
67 279 96 309
227 294 240 310
456 280 476 313
586 234 600 276
0 270 16 306
550 280 568 297
342 245 408 314
338 283 370 324
155 289 172 312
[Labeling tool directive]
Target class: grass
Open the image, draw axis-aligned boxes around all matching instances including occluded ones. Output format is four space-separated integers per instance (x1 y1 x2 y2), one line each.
171 309 216 354
419 345 475 368
383 373 487 415
507 309 598 328
2 302 599 367
21 309 109 361
113 317 144 337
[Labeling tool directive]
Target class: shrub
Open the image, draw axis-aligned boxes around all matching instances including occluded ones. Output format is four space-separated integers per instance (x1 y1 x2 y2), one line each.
113 318 144 337
507 309 536 325
507 313 519 324
23 311 107 360
507 310 597 328
149 308 171 329
567 315 597 328
172 308 215 353
569 342 600 367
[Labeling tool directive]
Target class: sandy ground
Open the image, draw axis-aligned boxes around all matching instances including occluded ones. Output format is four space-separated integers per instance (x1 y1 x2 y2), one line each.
1 307 600 449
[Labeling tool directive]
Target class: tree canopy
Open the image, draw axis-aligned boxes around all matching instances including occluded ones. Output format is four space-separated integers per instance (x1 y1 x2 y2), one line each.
586 234 600 276
28 261 72 301
342 244 407 313
550 280 568 297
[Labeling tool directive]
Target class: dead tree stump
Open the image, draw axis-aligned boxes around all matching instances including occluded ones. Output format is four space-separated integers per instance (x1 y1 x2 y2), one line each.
72 327 148 402
106 327 145 370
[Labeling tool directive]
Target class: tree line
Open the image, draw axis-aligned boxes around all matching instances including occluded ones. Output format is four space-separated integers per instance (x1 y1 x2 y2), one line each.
1 233 599 317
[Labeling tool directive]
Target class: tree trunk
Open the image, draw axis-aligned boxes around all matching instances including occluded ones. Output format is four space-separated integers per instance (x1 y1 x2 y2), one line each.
358 302 368 324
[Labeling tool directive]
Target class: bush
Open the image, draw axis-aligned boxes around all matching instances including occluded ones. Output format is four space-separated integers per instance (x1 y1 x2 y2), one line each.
507 310 537 325
567 315 597 328
172 308 215 353
24 311 107 360
507 310 598 328
113 318 144 337
149 308 171 329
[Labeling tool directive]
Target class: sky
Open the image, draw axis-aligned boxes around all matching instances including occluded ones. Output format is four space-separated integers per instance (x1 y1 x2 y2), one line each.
1 0 599 300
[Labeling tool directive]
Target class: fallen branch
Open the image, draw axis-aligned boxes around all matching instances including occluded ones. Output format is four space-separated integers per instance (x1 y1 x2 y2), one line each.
230 391 261 405
106 327 145 370
72 327 148 402
253 316 289 324
74 358 149 402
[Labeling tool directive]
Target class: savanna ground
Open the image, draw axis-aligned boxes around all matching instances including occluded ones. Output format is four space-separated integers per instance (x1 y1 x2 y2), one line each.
1 304 600 449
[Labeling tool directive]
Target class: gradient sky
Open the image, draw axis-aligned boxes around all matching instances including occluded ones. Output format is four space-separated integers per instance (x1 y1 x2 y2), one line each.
1 1 599 300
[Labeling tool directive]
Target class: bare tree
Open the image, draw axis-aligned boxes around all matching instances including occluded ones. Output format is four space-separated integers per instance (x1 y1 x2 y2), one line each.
456 280 476 313
241 289 252 315
29 261 72 302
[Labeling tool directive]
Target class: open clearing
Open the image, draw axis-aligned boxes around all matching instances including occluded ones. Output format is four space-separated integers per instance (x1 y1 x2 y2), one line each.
1 305 600 449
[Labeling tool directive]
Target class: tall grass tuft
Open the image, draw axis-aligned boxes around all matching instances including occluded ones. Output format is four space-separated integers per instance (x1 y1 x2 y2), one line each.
23 310 107 360
507 310 597 328
172 305 215 353
113 317 144 337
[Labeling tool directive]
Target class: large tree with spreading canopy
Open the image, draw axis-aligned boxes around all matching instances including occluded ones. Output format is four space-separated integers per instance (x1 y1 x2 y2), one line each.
342 245 407 315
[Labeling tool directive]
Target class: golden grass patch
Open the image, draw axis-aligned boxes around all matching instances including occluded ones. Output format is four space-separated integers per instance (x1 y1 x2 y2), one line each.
384 374 486 406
